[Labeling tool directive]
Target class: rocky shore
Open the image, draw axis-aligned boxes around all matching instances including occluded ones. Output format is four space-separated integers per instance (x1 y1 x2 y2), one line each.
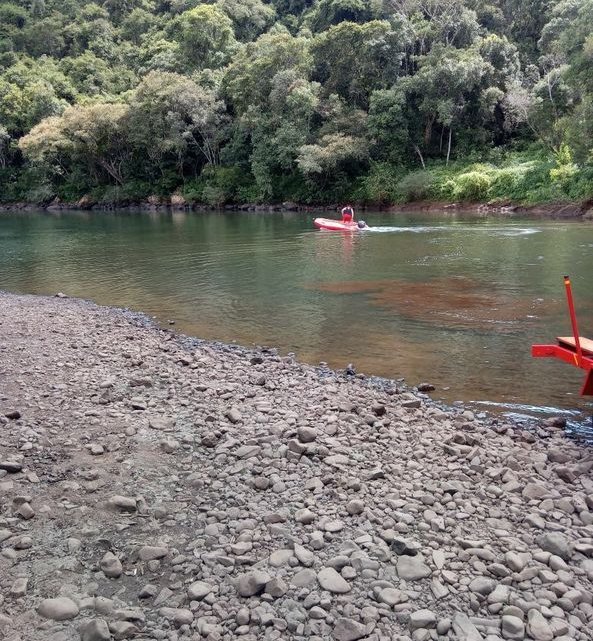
1 199 593 220
1 291 592 641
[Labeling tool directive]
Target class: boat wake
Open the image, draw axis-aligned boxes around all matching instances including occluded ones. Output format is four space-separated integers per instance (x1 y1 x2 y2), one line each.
367 225 541 236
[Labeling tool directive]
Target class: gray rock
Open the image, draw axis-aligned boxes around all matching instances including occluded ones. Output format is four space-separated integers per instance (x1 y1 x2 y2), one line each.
346 499 364 515
187 581 212 601
317 567 351 593
0 461 22 473
527 609 554 641
469 577 496 596
158 607 194 626
38 597 80 621
295 508 316 524
396 555 431 581
409 609 437 630
502 615 525 640
452 613 484 641
333 618 367 641
297 426 317 442
108 495 137 512
265 577 288 598
10 578 28 597
226 408 242 423
522 483 548 500
536 532 572 561
138 546 168 561
100 552 123 579
80 619 111 641
236 570 271 597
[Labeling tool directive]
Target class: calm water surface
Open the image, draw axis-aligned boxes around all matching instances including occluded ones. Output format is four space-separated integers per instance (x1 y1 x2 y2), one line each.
1 209 592 428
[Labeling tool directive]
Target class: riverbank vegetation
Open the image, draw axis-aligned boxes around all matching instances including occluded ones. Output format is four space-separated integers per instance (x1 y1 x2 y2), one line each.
1 0 593 207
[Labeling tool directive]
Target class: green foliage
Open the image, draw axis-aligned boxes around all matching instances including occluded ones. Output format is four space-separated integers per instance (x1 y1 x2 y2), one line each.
396 171 436 202
450 170 493 200
1 0 593 207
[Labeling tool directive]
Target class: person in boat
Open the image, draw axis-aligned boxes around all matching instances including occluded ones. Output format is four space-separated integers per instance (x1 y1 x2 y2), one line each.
341 205 354 223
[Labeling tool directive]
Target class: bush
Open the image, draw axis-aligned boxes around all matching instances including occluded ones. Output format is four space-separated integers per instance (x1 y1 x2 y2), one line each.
452 171 492 201
356 162 402 204
395 170 436 202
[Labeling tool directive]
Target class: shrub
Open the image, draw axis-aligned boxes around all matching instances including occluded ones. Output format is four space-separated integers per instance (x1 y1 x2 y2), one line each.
395 170 436 202
452 171 492 201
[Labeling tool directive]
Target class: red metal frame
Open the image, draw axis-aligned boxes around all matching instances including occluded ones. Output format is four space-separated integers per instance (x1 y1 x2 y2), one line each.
531 276 593 396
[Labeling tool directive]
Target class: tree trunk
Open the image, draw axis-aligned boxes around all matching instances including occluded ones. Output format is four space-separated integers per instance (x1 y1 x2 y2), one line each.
446 128 452 166
413 144 426 169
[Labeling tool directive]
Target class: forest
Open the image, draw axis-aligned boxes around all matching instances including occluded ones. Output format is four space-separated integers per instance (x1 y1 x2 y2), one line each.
1 0 593 207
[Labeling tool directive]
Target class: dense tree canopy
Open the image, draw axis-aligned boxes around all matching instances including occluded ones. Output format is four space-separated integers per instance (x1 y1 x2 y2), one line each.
1 0 593 205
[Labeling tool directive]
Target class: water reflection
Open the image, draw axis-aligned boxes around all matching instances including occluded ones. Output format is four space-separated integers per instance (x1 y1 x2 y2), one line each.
1 209 592 425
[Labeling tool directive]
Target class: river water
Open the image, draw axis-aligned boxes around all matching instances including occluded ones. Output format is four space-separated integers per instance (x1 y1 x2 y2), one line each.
1 209 592 430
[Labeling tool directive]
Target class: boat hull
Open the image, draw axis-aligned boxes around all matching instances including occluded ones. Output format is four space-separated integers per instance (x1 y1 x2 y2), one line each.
313 218 363 231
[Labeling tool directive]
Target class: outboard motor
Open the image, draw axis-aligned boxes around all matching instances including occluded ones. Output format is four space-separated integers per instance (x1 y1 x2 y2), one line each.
357 220 367 229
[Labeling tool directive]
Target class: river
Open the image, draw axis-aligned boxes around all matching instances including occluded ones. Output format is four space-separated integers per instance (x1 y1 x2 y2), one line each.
1 209 592 432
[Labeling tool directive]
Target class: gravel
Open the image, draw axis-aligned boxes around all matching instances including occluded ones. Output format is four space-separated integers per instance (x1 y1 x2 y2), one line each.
1 291 592 641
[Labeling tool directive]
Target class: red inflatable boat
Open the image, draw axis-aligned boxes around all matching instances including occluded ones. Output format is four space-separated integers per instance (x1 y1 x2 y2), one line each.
313 218 368 231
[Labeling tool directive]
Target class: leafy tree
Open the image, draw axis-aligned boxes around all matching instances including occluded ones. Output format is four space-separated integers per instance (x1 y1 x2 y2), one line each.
217 0 276 42
311 20 409 108
170 5 237 71
20 103 131 186
127 71 228 178
223 31 311 114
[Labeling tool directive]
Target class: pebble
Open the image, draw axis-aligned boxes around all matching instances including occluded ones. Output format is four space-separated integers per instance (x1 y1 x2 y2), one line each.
2 292 593 641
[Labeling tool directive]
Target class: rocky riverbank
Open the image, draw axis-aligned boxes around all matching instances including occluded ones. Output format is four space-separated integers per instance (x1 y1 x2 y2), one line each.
1 291 592 641
1 199 593 220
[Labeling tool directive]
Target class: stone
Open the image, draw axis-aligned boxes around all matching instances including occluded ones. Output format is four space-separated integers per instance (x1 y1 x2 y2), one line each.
108 495 137 512
38 597 80 621
138 546 168 561
5 410 21 420
100 552 123 579
0 462 22 473
265 577 288 598
452 613 484 641
295 508 316 524
396 555 431 581
527 609 554 641
409 609 437 630
159 607 194 626
379 588 406 606
187 581 212 601
10 577 28 597
537 533 572 561
294 543 314 566
523 483 548 500
333 617 367 641
18 502 35 519
502 615 524 640
505 551 527 572
226 408 242 423
346 499 364 515
297 426 317 442
80 619 111 641
469 577 496 596
317 567 351 593
236 570 271 597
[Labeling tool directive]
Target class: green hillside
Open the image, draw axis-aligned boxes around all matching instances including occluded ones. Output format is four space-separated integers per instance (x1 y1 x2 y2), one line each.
1 0 593 206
